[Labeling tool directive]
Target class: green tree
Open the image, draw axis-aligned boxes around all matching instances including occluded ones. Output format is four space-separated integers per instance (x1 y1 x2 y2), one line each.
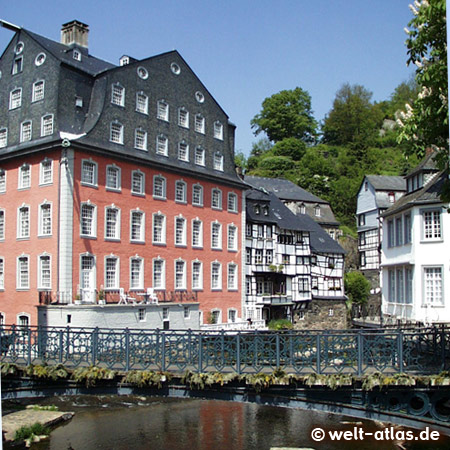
234 151 248 172
251 87 318 143
344 271 371 305
398 0 448 166
271 137 307 160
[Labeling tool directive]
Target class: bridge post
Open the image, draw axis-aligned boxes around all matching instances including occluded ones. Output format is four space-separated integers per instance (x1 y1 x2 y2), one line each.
27 327 32 366
125 328 130 372
397 329 404 373
316 335 321 374
276 334 280 368
357 331 363 376
91 327 99 366
161 332 166 372
58 329 64 364
198 333 203 373
221 330 225 369
236 332 241 375
440 325 446 371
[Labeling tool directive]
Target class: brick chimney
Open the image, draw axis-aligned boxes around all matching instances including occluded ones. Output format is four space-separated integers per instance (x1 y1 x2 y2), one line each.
61 20 89 48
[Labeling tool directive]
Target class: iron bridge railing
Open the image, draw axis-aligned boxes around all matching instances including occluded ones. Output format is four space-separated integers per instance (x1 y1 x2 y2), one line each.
1 325 449 375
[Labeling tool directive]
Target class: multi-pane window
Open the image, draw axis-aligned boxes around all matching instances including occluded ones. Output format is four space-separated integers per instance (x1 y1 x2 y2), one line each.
9 88 22 109
153 213 166 244
211 189 222 209
106 165 121 190
395 217 403 246
0 129 7 149
157 100 169 121
227 264 238 290
192 184 203 206
153 175 166 199
0 257 4 289
39 203 52 236
131 170 145 195
111 84 125 106
214 121 223 140
423 210 442 240
153 259 165 289
228 309 237 323
38 254 51 289
130 210 144 242
19 164 31 189
213 153 223 171
110 122 124 144
195 114 205 134
298 277 310 292
20 121 32 142
136 92 148 114
255 249 263 264
227 225 237 251
17 206 30 238
41 115 54 137
156 134 168 156
178 108 189 128
211 222 222 249
227 193 238 212
246 248 251 264
194 147 205 166
175 180 187 203
40 159 52 185
175 260 186 289
211 262 222 290
105 206 120 240
0 210 5 240
178 141 189 161
17 256 29 289
130 257 143 290
192 219 203 247
404 214 412 244
387 219 395 248
192 261 202 289
424 267 443 305
175 216 186 246
80 203 96 237
105 257 119 289
81 160 97 186
32 80 45 102
134 129 147 150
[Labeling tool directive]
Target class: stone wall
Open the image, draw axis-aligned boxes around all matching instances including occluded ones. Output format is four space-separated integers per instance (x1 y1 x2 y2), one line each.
293 299 348 330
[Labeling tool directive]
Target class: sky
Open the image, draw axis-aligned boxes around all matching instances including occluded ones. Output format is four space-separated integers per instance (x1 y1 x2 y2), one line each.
0 0 416 155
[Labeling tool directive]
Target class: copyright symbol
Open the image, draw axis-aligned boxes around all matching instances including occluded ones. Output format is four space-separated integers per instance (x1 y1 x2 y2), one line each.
311 427 325 442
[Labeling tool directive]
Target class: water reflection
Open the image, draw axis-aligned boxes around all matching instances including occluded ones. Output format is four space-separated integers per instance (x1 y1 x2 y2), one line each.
21 396 449 450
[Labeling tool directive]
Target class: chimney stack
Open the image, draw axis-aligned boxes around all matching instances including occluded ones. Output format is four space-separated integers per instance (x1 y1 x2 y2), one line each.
61 20 89 48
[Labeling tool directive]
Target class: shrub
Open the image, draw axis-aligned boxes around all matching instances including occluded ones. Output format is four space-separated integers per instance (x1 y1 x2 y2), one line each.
268 319 293 330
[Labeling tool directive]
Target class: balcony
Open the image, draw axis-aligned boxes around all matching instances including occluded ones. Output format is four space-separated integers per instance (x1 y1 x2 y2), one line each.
258 294 293 306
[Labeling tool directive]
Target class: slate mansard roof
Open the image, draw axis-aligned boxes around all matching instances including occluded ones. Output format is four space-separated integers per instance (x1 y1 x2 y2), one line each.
0 22 244 188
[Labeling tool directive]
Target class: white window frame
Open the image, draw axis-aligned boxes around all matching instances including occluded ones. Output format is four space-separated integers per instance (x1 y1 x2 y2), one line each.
134 128 147 151
195 114 205 134
38 253 51 290
153 175 166 199
41 114 54 137
17 255 30 290
153 258 165 289
106 164 121 191
0 257 4 290
192 219 203 248
0 209 5 240
80 202 97 237
192 184 203 206
18 164 31 189
227 192 238 213
110 121 124 144
9 88 22 110
38 201 52 236
227 224 237 251
131 170 145 196
156 134 168 156
152 213 166 244
423 266 443 306
227 263 238 290
104 205 121 240
194 147 205 166
32 80 45 102
211 188 222 210
0 129 7 149
213 152 224 171
104 255 119 290
130 210 145 242
157 100 169 121
17 205 30 239
20 121 32 143
12 56 23 75
111 83 125 106
175 180 187 203
174 259 186 290
178 141 189 161
211 262 222 291
39 159 53 185
192 260 203 290
136 91 148 114
178 107 189 128
214 121 223 140
130 257 144 290
81 159 98 187
211 221 222 250
422 209 442 241
175 216 187 246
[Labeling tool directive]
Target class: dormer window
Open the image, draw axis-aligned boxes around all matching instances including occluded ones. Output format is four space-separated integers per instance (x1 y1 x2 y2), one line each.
314 205 321 217
300 203 306 214
254 205 260 215
120 56 130 66
73 49 81 61
388 192 395 203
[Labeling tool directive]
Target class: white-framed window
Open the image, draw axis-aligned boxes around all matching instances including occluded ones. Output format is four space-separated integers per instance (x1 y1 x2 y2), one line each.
192 260 203 290
106 165 121 191
178 108 189 128
137 66 148 79
192 219 203 248
130 257 144 290
211 262 222 290
134 128 147 151
111 83 125 106
422 210 442 241
227 263 238 290
110 122 124 144
175 216 187 246
9 88 22 109
423 266 443 305
39 159 53 185
163 307 169 320
136 92 148 114
153 175 166 199
0 210 5 240
35 53 46 66
175 259 186 290
227 192 238 213
195 114 205 134
138 308 146 322
17 255 29 289
20 121 32 143
105 255 119 289
18 314 30 328
156 134 168 156
194 147 205 166
153 258 165 289
38 253 51 289
210 309 221 324
75 97 83 107
315 205 321 217
211 221 222 249
0 129 7 149
157 100 169 121
298 277 310 292
130 210 145 242
178 141 189 161
38 202 52 236
81 159 98 186
17 205 30 238
73 49 81 61
152 213 166 244
12 56 23 75
213 152 223 171
227 224 237 251
404 213 412 244
0 257 4 289
192 184 203 206
131 170 145 195
214 121 223 140
18 164 31 189
184 306 190 319
211 188 222 209
80 202 97 237
41 114 54 137
105 206 121 240
175 180 187 203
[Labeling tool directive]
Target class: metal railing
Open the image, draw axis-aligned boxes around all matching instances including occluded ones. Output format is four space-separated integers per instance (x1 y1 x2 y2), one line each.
1 325 449 375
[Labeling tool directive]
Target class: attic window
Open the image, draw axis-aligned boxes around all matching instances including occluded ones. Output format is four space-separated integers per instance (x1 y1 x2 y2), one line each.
388 192 395 203
35 53 46 66
171 63 181 75
75 97 83 108
314 205 321 217
73 49 81 61
137 67 148 80
15 42 24 55
195 91 205 103
119 56 129 66
263 206 269 216
254 205 260 215
12 57 23 74
364 181 368 191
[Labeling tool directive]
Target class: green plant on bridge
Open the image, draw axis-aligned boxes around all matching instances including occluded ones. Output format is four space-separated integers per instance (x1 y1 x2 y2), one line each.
1 362 18 376
24 363 69 381
71 365 116 387
121 370 172 388
267 319 293 330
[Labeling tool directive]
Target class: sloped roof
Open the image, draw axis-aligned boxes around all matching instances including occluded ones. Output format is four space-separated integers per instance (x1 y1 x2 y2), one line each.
365 175 406 192
406 151 439 177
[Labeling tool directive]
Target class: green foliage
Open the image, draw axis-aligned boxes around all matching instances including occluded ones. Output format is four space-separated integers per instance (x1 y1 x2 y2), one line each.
234 151 248 172
71 366 116 387
121 370 172 388
14 422 50 442
344 271 371 305
271 137 307 160
24 364 69 381
267 319 293 330
30 405 59 411
1 362 18 376
251 87 318 143
361 372 416 390
181 370 237 389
